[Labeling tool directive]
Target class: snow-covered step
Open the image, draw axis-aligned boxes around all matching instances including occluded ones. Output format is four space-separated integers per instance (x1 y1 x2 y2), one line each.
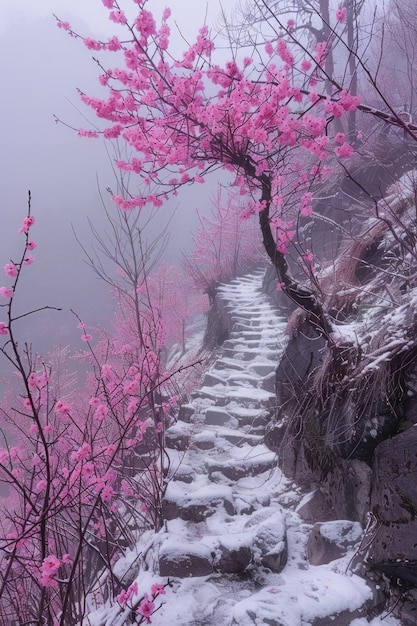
162 479 235 522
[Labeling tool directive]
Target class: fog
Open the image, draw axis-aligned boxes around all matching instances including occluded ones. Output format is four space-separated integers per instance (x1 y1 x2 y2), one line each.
0 1 222 358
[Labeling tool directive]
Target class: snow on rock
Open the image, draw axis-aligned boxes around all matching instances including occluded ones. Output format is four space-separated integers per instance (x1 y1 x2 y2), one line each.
231 567 374 626
307 520 363 565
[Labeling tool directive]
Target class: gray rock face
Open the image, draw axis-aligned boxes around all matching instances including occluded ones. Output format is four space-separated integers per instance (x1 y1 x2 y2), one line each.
275 319 326 412
367 427 417 585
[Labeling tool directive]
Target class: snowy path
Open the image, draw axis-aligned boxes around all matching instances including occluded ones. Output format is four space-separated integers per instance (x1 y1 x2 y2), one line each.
147 271 400 626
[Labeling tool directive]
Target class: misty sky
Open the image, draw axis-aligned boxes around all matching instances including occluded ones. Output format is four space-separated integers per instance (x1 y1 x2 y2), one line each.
0 0 223 356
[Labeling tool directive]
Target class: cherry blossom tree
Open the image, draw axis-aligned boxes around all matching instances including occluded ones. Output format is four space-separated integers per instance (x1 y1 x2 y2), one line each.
56 0 368 340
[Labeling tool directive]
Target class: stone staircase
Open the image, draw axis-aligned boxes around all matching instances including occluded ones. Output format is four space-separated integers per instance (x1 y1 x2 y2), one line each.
147 271 386 626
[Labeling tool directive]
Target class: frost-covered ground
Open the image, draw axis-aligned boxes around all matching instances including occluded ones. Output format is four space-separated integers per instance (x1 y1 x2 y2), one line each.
87 271 402 626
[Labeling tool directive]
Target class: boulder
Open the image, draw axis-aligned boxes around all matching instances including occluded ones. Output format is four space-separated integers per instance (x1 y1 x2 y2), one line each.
247 508 288 573
213 537 252 574
307 520 363 565
159 540 213 578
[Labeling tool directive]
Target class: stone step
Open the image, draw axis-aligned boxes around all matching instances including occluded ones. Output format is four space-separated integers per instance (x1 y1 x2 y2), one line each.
249 362 278 377
208 426 263 447
204 407 239 428
158 507 287 578
225 406 272 427
165 420 193 451
162 482 235 522
202 371 228 387
207 454 276 481
212 357 248 371
221 348 275 362
227 372 262 386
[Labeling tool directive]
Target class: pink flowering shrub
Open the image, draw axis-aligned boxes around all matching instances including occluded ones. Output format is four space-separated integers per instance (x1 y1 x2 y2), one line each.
0 200 177 625
182 188 264 304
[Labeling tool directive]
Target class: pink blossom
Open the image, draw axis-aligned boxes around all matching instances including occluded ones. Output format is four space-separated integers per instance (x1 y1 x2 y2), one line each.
335 132 345 144
23 255 34 265
151 583 166 596
0 322 8 335
276 39 294 66
335 142 354 158
303 251 315 263
35 479 47 493
101 484 115 502
104 444 117 456
300 192 313 217
27 240 37 250
315 41 327 65
84 38 103 51
55 400 71 415
117 581 138 604
109 10 127 24
89 396 101 408
107 35 121 51
94 404 108 420
162 8 171 21
81 461 95 478
57 21 71 30
40 554 61 587
101 363 114 380
138 596 155 621
0 449 9 464
287 19 295 29
336 7 347 23
121 479 134 496
4 263 18 277
81 333 92 342
265 41 274 56
18 216 35 234
78 129 99 138
0 287 14 299
135 9 156 38
102 0 114 7
301 59 312 72
71 443 91 462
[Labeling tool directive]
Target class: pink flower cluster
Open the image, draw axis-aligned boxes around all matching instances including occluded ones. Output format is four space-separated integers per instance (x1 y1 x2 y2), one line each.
4 263 18 277
336 7 347 23
55 400 72 415
18 215 35 234
40 554 71 587
0 287 14 299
